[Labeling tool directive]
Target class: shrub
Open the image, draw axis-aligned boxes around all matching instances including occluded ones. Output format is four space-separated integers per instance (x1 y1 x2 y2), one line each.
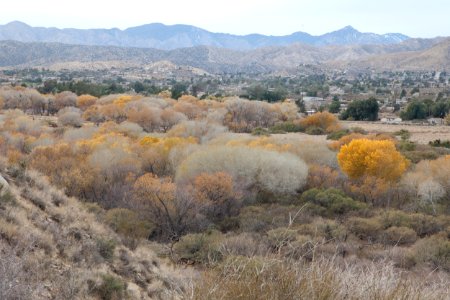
394 129 411 141
177 146 309 196
399 140 416 151
382 226 417 245
300 188 367 217
380 210 446 237
412 236 450 271
238 206 273 232
326 129 350 140
380 210 412 229
347 217 382 242
305 126 325 135
58 107 83 127
173 231 223 265
92 274 127 300
0 219 19 243
219 233 268 257
300 112 340 134
270 121 304 133
429 139 450 149
105 208 152 248
194 172 242 223
0 190 17 208
409 214 445 237
96 238 116 261
267 227 298 250
251 127 271 136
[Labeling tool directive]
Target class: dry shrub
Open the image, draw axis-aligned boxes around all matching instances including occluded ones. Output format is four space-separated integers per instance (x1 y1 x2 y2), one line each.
90 274 127 300
177 146 308 196
300 112 341 134
76 94 98 110
168 120 226 143
0 218 19 243
58 107 83 127
173 231 223 265
187 256 449 300
105 208 152 249
412 235 450 271
347 217 383 242
381 226 418 246
402 155 450 208
307 164 342 189
218 233 268 257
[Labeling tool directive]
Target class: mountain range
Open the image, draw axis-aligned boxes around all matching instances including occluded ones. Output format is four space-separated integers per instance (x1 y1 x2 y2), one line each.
1 37 448 73
1 21 449 73
0 21 409 50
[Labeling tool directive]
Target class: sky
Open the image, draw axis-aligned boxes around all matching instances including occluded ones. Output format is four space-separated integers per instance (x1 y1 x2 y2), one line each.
1 0 449 38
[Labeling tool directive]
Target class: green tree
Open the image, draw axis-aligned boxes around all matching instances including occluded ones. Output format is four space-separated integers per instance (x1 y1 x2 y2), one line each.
133 81 145 93
432 100 450 118
400 101 427 120
328 99 341 113
400 89 407 98
171 83 187 100
341 98 379 121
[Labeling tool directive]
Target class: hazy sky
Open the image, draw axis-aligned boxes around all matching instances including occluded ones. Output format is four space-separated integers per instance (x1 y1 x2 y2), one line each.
2 0 449 38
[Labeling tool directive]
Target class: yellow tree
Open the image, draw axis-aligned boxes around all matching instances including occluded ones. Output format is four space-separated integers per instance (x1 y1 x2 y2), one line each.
133 173 198 240
194 172 241 221
76 94 98 110
338 139 409 182
300 111 341 133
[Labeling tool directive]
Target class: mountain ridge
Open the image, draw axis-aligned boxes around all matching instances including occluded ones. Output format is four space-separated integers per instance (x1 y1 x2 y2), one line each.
1 37 447 73
0 21 410 50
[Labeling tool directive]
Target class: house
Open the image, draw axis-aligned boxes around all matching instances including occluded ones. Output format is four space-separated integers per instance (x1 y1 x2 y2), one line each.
303 97 325 110
395 98 408 105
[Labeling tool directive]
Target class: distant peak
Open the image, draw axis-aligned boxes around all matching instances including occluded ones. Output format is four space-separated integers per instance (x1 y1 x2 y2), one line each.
6 21 30 27
340 26 358 32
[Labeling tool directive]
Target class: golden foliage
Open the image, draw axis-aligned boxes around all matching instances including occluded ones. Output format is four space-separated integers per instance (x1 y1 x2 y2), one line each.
300 112 340 133
76 94 98 110
100 103 127 123
133 173 178 230
226 137 292 153
113 95 135 107
194 172 235 205
139 136 197 153
338 139 409 182
139 136 161 146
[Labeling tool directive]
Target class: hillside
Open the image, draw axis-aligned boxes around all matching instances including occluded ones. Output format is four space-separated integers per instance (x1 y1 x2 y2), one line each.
0 165 186 299
0 21 409 50
0 37 447 73
346 38 450 71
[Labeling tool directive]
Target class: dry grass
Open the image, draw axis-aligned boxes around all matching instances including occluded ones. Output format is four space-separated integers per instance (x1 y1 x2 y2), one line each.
342 121 450 144
186 256 450 300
